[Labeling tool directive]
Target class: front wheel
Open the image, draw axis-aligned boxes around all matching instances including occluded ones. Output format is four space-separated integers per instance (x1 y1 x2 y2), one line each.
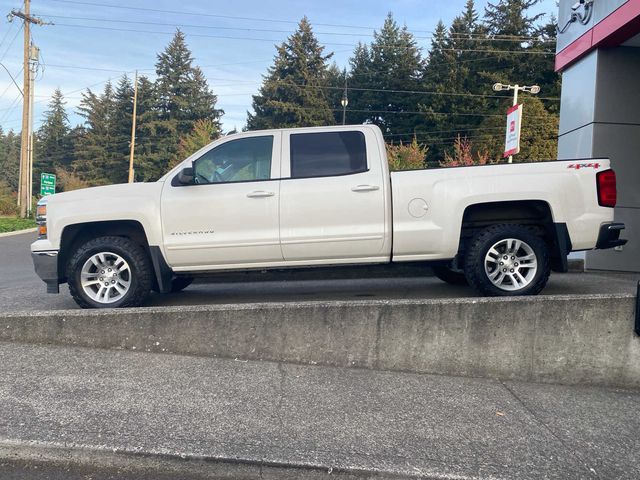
464 224 550 296
67 236 153 309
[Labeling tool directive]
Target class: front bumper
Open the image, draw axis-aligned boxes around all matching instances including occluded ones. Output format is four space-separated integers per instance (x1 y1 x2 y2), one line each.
31 251 60 293
595 223 627 250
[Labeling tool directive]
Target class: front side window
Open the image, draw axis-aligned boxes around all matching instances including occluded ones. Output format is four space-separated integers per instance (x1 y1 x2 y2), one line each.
290 131 367 179
193 136 273 184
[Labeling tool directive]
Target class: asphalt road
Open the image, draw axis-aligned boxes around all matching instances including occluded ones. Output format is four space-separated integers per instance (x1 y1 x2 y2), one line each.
1 231 638 312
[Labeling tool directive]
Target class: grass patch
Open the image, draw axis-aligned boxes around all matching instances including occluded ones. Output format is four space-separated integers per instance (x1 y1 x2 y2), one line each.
0 216 36 233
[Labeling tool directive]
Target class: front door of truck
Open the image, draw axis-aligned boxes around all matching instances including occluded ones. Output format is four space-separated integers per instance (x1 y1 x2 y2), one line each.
161 133 283 270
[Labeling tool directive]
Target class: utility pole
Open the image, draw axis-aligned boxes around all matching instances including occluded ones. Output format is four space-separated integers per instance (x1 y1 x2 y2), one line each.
128 70 138 183
9 1 50 217
27 44 38 213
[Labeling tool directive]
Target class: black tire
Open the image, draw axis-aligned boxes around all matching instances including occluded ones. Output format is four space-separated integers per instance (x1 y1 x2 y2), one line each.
170 276 194 293
464 224 550 297
66 236 153 309
432 263 468 285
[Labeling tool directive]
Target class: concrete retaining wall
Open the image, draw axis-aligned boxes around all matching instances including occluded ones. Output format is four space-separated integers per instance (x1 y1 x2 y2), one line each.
0 294 638 388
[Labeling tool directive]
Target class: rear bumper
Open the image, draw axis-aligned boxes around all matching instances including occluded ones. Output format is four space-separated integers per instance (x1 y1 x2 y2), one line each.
31 251 60 293
595 223 627 250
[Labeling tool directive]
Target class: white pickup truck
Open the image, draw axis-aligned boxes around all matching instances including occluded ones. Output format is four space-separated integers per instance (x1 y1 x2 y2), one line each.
31 125 626 308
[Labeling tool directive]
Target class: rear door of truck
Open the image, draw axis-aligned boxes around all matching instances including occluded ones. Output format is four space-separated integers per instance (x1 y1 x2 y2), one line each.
278 126 391 263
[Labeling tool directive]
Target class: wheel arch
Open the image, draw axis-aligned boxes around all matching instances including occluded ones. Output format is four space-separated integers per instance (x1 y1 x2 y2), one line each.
59 220 172 291
458 200 570 273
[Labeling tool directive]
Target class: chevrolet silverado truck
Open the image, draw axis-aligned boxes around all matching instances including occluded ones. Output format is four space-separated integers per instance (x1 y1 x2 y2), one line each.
31 125 627 308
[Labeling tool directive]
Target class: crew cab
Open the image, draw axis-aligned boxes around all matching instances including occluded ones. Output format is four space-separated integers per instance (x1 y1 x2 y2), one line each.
31 125 626 308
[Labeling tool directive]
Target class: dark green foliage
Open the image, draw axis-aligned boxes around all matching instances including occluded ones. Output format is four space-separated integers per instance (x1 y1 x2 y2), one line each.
72 30 223 184
347 13 424 142
34 88 74 193
416 0 560 162
0 128 20 192
247 17 335 130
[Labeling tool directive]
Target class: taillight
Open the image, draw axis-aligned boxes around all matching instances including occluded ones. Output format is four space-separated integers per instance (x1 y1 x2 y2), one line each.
596 169 617 208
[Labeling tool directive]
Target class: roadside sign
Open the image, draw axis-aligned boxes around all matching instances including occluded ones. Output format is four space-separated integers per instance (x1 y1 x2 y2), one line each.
40 173 56 196
504 104 523 158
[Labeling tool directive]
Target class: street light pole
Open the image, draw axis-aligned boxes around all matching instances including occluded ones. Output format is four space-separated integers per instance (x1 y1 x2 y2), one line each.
492 82 540 164
340 68 348 125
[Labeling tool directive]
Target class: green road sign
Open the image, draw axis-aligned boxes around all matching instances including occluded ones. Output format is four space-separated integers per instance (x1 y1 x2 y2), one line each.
40 173 56 196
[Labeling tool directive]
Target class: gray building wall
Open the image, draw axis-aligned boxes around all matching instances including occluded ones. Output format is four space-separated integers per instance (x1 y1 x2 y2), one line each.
557 47 640 272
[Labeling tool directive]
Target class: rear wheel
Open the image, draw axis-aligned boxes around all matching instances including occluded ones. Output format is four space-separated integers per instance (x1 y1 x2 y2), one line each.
67 236 153 308
464 224 550 296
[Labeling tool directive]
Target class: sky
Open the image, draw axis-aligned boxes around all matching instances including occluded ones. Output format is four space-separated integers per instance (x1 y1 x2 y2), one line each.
0 0 556 133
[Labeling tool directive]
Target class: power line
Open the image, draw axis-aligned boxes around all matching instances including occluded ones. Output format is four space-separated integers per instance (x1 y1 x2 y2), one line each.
38 14 555 44
0 24 23 63
0 93 22 124
16 61 560 101
45 0 556 41
48 23 555 55
0 21 17 52
0 62 23 96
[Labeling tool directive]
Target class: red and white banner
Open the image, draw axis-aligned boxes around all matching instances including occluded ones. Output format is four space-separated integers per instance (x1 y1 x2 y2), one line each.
504 104 523 158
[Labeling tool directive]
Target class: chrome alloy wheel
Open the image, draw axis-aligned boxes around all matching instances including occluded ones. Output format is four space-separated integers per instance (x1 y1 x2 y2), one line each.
484 238 537 291
80 252 132 304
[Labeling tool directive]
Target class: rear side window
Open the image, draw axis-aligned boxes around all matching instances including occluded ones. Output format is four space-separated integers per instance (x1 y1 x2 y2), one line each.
290 131 367 179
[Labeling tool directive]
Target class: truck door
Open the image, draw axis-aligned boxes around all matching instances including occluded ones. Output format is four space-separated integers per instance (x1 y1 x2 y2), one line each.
279 128 388 262
161 133 282 269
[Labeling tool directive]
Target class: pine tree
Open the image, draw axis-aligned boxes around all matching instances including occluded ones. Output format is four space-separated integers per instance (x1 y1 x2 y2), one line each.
35 88 74 193
484 0 544 38
73 81 117 184
347 13 424 141
132 75 158 181
483 0 545 83
145 30 223 179
175 118 220 167
247 17 335 130
419 2 490 160
474 96 558 161
0 129 21 192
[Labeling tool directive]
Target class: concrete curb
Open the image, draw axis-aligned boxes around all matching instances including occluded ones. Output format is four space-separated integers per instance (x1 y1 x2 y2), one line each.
1 294 638 388
0 440 411 479
0 227 36 238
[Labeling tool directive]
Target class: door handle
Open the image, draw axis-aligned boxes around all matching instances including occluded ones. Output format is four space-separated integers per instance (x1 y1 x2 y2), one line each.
246 190 275 198
351 184 380 192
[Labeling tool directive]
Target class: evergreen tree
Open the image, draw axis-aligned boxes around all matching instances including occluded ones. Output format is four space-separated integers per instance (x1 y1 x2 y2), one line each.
0 128 20 193
144 30 223 179
347 13 424 141
134 75 160 181
73 81 117 184
484 0 544 38
419 2 491 160
35 88 74 193
175 118 220 167
4 130 20 193
247 17 335 130
474 96 558 161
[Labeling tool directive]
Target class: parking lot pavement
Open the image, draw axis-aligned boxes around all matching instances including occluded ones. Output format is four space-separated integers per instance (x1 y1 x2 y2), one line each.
1 341 639 479
2 232 639 312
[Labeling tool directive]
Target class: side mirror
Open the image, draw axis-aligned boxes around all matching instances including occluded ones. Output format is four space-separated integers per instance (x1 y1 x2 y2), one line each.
177 167 195 185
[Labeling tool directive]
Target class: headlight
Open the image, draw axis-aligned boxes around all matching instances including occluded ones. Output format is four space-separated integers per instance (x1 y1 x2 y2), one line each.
36 199 48 239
